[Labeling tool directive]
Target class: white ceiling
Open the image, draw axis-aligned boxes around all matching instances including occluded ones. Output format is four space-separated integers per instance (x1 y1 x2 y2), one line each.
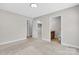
0 3 78 18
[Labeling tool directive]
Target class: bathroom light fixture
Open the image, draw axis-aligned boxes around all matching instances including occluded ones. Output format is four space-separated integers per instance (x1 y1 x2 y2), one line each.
30 3 38 8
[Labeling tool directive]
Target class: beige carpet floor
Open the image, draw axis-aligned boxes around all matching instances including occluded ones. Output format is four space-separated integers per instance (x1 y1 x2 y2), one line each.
0 38 79 55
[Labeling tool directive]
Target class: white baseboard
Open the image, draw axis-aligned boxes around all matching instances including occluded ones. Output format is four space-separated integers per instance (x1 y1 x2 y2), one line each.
61 42 79 49
0 37 26 45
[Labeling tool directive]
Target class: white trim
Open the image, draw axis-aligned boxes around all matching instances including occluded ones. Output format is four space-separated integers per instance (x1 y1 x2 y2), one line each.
0 37 26 45
61 42 79 49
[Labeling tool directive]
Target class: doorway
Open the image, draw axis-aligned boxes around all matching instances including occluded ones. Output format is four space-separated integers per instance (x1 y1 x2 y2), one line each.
37 24 42 39
27 20 32 38
50 16 61 43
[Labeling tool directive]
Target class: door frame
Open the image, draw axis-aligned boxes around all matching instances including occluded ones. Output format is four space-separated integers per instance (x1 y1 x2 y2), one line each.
49 15 62 43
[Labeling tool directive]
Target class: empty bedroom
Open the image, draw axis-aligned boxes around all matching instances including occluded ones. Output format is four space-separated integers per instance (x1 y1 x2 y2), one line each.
0 3 79 55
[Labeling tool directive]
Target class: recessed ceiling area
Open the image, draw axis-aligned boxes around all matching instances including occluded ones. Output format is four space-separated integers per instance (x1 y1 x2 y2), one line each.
0 3 78 18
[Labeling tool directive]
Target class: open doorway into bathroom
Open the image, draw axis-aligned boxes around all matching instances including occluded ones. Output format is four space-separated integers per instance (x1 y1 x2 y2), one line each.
51 16 61 44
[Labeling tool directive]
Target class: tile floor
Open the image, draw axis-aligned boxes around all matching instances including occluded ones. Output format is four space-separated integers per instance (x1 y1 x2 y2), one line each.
0 38 79 55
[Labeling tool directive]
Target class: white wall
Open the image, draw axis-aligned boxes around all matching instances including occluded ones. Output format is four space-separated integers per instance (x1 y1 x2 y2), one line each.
35 5 79 48
49 5 79 48
0 9 31 43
